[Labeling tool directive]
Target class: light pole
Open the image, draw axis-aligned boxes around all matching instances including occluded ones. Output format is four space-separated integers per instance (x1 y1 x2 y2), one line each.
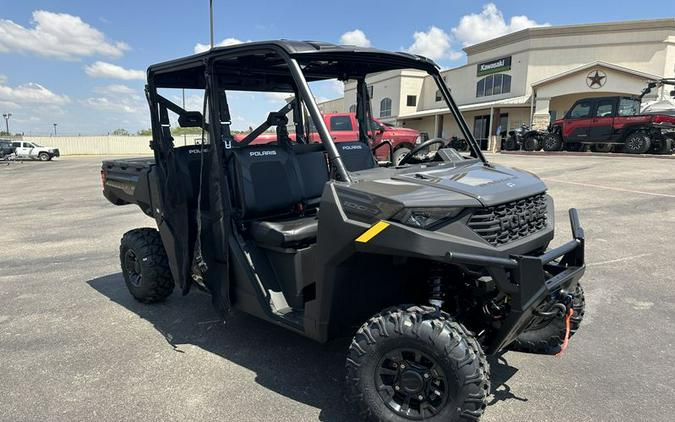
2 113 11 135
53 123 58 136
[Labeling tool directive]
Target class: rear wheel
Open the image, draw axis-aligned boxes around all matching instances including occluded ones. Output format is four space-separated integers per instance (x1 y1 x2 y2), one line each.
120 228 174 303
346 305 489 422
510 284 585 354
623 132 651 154
504 136 519 151
523 136 540 151
543 133 563 151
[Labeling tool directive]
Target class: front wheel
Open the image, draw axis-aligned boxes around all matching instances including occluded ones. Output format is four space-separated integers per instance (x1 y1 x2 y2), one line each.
346 305 489 421
393 147 411 166
543 133 563 151
38 152 50 161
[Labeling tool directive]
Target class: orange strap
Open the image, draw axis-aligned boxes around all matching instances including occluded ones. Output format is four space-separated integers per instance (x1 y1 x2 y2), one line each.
555 308 574 358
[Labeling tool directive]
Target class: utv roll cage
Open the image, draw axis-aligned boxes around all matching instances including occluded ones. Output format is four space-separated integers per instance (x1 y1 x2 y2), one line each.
144 41 487 318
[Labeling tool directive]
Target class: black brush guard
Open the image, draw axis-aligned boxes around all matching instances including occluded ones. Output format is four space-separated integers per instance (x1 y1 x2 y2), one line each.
445 208 585 354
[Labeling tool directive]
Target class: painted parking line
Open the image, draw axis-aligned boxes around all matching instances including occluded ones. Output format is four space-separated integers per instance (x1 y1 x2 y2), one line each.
543 178 675 199
587 253 653 267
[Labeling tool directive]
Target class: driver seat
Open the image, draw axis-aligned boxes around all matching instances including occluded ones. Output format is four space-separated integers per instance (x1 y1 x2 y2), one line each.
335 141 378 172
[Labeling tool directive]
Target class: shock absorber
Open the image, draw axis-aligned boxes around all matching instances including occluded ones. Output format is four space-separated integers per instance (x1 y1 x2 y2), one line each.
427 265 448 310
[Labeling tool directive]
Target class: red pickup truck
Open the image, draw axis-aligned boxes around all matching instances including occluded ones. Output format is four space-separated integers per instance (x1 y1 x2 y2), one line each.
237 112 422 163
544 96 675 154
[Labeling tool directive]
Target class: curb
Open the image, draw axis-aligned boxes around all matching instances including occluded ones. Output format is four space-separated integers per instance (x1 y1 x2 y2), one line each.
498 151 675 160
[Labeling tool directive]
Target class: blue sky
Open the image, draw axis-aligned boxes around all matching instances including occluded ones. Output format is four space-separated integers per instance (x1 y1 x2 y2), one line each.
0 0 673 135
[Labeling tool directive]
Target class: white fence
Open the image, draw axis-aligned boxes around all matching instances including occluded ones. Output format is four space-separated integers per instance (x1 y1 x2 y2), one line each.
29 136 154 156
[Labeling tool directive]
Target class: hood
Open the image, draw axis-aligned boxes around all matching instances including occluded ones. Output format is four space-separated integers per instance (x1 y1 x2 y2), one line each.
347 161 546 208
383 126 419 137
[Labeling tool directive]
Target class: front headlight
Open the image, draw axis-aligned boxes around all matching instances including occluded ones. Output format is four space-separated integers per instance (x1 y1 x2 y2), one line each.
391 207 462 230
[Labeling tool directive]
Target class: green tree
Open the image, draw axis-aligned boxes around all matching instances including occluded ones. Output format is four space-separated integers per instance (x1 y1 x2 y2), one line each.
111 128 130 136
136 128 152 136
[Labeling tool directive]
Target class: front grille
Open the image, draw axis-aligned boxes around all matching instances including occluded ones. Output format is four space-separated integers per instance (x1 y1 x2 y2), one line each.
468 193 548 246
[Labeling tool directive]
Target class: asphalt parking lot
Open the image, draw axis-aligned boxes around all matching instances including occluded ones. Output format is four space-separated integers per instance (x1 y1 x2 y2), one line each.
1 154 674 421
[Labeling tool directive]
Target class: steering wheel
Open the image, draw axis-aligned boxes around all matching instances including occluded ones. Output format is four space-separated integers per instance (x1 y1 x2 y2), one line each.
398 138 447 165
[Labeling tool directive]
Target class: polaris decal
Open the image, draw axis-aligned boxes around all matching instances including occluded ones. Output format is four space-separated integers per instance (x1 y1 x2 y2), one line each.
249 150 277 157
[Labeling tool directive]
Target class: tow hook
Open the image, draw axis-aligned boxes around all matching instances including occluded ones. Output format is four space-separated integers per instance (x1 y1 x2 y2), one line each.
533 292 574 319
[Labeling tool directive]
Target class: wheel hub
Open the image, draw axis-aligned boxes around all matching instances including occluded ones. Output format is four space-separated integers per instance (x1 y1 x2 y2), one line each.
375 348 448 419
399 370 424 394
123 249 142 286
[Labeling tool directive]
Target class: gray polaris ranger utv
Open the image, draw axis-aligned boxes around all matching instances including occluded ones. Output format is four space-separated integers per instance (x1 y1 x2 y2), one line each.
101 41 586 421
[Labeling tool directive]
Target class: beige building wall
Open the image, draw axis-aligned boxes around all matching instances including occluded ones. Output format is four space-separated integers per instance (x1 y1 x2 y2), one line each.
29 136 153 155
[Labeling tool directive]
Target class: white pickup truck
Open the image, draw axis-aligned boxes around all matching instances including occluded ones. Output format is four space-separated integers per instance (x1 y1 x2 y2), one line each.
11 140 60 161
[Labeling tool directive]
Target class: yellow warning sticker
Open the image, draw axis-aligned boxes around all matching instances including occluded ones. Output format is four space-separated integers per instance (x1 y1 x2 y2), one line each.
355 221 390 243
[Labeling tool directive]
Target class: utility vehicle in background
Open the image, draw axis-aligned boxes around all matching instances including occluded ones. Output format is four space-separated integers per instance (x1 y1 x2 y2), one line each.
544 94 675 154
239 112 422 164
11 140 60 161
101 41 587 421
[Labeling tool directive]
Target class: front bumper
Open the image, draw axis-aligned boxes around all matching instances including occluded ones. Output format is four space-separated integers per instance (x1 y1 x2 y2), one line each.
445 208 586 354
50 149 60 157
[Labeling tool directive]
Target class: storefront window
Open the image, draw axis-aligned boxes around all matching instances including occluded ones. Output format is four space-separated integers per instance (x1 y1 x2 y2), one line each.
476 74 511 98
380 97 392 117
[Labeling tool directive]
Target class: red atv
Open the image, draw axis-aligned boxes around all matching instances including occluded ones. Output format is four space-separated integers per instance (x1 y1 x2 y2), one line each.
544 95 675 154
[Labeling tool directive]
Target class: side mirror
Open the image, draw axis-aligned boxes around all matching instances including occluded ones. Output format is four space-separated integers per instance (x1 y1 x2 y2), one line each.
178 111 204 128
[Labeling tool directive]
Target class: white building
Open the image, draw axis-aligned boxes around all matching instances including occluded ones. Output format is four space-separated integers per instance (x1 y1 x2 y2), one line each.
322 18 675 146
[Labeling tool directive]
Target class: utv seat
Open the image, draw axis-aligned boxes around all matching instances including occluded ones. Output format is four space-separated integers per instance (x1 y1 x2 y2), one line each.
231 143 327 248
335 141 378 172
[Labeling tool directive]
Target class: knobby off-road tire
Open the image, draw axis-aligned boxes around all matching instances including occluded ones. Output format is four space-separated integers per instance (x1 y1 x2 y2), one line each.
543 133 563 151
623 132 651 154
120 228 174 303
510 284 585 355
346 305 490 422
523 136 540 151
504 136 519 151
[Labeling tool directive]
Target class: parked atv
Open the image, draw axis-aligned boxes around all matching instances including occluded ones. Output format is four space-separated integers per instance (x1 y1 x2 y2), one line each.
101 41 586 421
545 95 675 154
504 124 545 151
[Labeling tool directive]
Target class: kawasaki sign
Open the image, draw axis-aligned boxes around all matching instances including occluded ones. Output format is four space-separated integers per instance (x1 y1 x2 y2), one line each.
477 56 512 76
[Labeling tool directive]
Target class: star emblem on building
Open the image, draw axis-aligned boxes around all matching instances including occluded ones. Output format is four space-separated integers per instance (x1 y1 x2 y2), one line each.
587 70 607 88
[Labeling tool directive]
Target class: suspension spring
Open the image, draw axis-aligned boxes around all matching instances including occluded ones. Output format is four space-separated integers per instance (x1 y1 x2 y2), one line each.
427 266 448 310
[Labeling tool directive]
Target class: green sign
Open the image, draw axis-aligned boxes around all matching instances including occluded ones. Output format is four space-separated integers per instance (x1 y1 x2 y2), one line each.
477 56 512 76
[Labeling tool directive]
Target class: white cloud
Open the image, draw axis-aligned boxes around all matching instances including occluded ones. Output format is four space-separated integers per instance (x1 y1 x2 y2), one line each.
405 26 461 61
339 29 371 47
263 92 292 102
0 82 70 105
0 74 7 84
84 61 145 80
194 37 248 54
94 84 136 95
80 96 142 114
452 3 549 47
0 10 129 60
